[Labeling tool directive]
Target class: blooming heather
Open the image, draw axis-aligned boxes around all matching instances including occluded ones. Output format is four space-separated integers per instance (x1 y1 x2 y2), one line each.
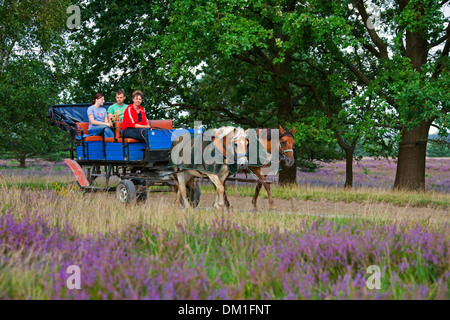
1 213 448 299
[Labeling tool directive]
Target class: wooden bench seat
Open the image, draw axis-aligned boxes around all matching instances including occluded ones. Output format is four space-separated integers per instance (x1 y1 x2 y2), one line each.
76 120 173 143
113 122 141 143
76 122 104 141
150 120 173 130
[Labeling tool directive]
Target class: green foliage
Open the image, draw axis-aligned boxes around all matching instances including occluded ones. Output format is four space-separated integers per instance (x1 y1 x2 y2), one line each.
288 117 344 171
0 0 72 165
158 0 404 178
67 0 180 122
427 134 450 157
0 57 68 166
0 0 71 70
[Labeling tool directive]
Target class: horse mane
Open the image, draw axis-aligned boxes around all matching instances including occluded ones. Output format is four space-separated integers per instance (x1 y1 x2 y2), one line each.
214 126 247 141
257 128 293 140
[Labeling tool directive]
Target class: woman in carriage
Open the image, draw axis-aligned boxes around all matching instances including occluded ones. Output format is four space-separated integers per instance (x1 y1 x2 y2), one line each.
121 90 151 150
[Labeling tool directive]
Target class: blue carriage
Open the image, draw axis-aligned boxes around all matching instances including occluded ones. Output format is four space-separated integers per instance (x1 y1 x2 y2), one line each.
48 103 201 206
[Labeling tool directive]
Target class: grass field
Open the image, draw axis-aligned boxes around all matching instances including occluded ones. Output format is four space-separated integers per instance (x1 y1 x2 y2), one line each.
0 158 449 299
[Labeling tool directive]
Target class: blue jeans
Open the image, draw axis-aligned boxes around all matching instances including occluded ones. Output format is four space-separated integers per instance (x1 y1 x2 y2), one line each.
123 128 149 148
89 125 114 138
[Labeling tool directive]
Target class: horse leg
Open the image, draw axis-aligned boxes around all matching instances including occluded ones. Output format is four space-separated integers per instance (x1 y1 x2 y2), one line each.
220 173 231 209
262 178 275 209
252 182 263 210
173 168 182 206
176 172 191 209
206 173 225 209
174 185 181 206
251 168 266 210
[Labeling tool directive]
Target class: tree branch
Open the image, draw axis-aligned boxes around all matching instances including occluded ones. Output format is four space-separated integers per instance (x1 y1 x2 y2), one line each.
291 91 309 106
288 55 328 78
432 30 450 79
346 61 371 86
255 50 277 74
353 0 389 59
294 83 334 118
350 27 382 58
231 53 258 67
1 41 15 73
429 22 450 48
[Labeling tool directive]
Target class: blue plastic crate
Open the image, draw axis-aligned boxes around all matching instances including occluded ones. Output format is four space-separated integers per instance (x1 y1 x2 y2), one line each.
75 129 202 162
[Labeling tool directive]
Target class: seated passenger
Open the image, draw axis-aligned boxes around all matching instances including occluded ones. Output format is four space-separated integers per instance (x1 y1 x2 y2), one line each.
107 89 127 123
122 90 150 149
87 93 114 138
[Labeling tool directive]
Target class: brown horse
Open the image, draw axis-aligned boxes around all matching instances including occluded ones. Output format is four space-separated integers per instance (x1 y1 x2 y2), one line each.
242 124 296 210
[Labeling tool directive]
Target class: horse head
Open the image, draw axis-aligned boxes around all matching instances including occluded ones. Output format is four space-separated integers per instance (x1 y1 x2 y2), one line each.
279 125 296 167
213 126 249 170
232 127 249 170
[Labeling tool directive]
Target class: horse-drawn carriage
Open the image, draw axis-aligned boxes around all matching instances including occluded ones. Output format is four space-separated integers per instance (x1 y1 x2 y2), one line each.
49 103 296 210
48 103 201 207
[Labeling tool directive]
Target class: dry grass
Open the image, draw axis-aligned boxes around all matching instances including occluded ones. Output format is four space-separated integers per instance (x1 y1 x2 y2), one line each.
1 183 448 237
1 170 448 236
0 185 316 235
206 184 450 208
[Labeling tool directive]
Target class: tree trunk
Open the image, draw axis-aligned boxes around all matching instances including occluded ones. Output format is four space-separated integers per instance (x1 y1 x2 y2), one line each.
279 160 297 186
344 148 353 189
393 10 430 192
393 121 430 192
277 89 297 186
335 133 355 190
18 155 27 168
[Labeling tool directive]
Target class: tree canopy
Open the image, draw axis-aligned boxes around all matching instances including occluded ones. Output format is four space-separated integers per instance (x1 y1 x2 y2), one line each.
3 0 448 190
155 0 449 189
0 0 71 166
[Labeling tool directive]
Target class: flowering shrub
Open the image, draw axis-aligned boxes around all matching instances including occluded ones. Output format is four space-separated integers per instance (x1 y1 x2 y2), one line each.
1 213 448 299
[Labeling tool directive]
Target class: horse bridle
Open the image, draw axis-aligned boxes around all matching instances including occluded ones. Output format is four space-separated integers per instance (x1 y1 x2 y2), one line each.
215 132 248 162
279 131 294 162
231 135 248 162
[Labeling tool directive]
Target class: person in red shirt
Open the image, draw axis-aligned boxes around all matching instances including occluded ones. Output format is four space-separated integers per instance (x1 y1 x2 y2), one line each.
122 90 151 149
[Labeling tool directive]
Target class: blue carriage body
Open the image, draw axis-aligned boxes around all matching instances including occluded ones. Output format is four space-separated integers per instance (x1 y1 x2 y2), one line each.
48 103 203 207
48 103 202 165
75 128 200 162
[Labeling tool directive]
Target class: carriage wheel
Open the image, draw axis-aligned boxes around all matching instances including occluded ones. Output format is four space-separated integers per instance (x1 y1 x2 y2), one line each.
116 180 136 204
180 180 201 208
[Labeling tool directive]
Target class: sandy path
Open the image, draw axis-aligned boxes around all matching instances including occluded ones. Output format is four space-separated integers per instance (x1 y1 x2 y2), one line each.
149 192 449 224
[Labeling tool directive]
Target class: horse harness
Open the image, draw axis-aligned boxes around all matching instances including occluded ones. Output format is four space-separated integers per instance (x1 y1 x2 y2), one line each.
279 131 294 162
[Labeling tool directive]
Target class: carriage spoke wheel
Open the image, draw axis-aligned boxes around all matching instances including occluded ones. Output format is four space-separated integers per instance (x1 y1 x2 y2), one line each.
116 180 136 204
